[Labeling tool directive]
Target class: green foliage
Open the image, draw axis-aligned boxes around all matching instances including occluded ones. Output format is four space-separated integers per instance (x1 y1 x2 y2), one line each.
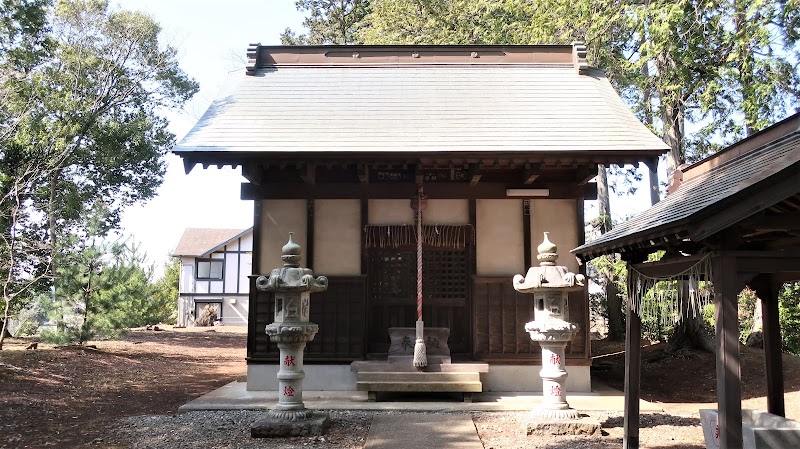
42 201 173 344
281 0 371 44
44 237 161 344
1 0 195 348
779 282 800 355
148 257 179 325
737 287 758 343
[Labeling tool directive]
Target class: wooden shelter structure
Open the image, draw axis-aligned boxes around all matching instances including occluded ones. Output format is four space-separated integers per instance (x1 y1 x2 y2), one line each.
174 43 668 392
572 112 800 449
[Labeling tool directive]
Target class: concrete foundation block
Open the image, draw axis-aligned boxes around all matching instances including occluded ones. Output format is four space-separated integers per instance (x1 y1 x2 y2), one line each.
251 411 331 438
526 417 601 436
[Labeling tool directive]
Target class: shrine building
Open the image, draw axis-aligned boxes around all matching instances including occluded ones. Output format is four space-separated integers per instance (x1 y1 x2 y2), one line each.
174 43 669 392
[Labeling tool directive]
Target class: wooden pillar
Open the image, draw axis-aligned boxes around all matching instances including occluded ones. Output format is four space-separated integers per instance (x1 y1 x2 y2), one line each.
623 295 642 449
247 199 263 360
713 254 743 449
522 200 531 268
753 274 785 417
306 199 315 270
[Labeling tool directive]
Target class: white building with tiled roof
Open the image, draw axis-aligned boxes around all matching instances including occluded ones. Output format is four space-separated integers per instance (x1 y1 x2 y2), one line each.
173 227 253 327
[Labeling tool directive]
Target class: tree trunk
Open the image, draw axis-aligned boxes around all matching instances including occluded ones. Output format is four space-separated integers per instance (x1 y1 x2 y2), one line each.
606 270 624 340
641 57 660 206
48 168 63 312
659 55 714 352
746 299 763 347
597 164 624 340
597 165 612 233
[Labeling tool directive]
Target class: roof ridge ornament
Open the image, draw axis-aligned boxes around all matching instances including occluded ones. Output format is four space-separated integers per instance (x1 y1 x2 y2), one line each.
246 43 261 76
572 41 588 75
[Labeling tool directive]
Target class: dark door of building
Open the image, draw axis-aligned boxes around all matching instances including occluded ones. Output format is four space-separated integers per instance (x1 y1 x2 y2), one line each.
366 245 471 357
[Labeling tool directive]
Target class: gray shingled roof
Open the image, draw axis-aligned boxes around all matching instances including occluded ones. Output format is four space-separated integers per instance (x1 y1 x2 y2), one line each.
173 228 251 257
572 130 800 260
176 65 668 155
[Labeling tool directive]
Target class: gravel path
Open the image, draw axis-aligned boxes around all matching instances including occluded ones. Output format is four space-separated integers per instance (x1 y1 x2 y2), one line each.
101 409 707 449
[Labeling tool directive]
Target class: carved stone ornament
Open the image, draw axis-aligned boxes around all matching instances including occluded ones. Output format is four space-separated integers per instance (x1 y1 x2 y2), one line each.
513 232 585 292
265 323 319 343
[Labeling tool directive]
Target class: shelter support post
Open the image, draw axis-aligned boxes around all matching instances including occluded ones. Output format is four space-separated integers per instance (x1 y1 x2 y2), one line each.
623 295 642 449
752 274 785 417
713 255 743 449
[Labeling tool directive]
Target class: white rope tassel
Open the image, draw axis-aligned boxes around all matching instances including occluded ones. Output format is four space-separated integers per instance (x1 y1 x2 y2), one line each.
413 319 427 370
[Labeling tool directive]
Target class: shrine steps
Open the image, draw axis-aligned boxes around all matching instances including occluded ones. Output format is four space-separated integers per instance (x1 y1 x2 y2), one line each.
354 371 484 402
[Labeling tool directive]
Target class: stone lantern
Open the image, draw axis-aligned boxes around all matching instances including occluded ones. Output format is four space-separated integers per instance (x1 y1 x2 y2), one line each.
513 232 586 427
250 233 330 438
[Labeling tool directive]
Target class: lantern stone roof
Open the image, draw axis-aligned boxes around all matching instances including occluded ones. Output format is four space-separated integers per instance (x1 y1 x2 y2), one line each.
571 112 800 262
174 44 668 169
514 233 586 292
173 227 251 257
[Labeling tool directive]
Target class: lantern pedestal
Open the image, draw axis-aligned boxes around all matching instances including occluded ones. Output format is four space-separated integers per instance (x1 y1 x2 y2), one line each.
527 333 579 421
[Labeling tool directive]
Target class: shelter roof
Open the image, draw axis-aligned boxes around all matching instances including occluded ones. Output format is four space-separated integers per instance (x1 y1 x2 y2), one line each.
572 113 800 262
173 227 252 258
174 44 668 166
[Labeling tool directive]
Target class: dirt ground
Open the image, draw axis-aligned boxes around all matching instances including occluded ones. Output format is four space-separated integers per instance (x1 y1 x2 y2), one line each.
1 326 247 448
2 327 800 448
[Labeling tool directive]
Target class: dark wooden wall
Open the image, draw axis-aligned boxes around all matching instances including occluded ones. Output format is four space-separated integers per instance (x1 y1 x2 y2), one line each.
248 277 588 364
247 276 366 362
472 277 588 361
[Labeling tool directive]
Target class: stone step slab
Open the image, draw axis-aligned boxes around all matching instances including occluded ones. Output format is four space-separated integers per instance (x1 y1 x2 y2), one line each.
350 361 489 373
356 381 483 393
357 372 481 383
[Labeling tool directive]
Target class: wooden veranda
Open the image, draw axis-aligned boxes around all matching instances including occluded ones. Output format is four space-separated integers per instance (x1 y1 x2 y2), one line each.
572 113 800 449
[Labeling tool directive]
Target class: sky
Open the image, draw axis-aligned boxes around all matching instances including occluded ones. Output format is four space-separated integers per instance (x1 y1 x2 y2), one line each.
114 1 305 275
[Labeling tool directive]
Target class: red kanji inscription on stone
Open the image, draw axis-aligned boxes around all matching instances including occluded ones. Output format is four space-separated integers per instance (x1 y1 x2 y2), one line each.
283 386 295 397
550 385 563 397
284 355 296 366
549 353 561 366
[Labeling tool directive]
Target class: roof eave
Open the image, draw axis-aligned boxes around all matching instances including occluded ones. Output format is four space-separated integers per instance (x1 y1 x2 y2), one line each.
173 148 667 174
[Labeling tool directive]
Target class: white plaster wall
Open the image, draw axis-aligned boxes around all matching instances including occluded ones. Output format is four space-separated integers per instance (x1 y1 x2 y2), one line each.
239 232 254 251
314 199 360 275
476 199 524 276
423 199 468 224
246 364 590 392
369 199 414 224
482 365 591 392
179 258 194 293
209 281 224 294
530 199 579 273
238 253 252 293
260 200 307 271
224 253 238 294
221 298 249 325
247 364 356 391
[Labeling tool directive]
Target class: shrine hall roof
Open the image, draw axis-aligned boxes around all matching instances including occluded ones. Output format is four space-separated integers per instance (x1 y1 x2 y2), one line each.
175 44 668 163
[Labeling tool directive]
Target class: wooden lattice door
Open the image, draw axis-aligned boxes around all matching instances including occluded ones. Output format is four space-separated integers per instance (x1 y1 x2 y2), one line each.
367 246 470 356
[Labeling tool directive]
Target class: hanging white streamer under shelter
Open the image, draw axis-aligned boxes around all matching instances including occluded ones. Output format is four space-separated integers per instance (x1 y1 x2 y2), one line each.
626 254 714 327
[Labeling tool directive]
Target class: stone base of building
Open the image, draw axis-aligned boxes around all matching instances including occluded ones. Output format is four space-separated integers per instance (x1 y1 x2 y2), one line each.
251 411 331 438
525 416 601 436
246 364 592 392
